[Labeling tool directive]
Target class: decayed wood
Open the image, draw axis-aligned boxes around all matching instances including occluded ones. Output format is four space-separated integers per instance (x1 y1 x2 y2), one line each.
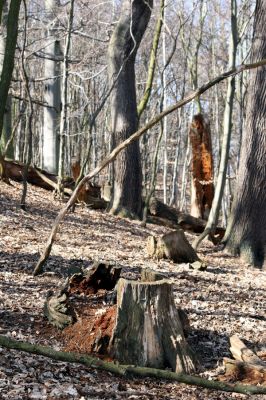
109 278 197 374
44 288 76 329
230 335 265 366
148 198 225 240
68 261 122 294
189 114 214 219
223 358 266 386
1 335 266 395
147 229 200 264
4 158 107 208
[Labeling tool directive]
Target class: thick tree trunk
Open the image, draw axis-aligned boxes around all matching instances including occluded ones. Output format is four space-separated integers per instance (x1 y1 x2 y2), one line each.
109 278 197 373
189 114 214 219
223 0 266 268
108 0 152 218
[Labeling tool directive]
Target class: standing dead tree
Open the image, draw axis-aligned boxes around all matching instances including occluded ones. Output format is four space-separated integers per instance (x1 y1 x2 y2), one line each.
189 114 214 219
33 59 266 276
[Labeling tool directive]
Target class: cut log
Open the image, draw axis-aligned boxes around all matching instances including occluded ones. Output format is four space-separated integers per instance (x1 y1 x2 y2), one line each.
109 278 197 373
147 229 200 264
44 288 76 329
148 197 225 241
230 335 265 366
223 358 266 386
68 261 122 295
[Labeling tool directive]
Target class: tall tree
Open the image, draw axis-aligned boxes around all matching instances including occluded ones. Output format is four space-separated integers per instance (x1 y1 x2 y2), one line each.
108 0 153 218
42 0 61 174
223 0 266 268
0 0 21 149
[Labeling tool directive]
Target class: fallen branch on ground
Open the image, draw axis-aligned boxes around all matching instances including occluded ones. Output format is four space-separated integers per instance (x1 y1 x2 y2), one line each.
33 59 266 276
0 335 265 395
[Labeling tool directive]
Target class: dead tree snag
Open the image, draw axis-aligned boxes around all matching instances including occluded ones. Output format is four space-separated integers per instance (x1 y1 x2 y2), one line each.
189 114 214 219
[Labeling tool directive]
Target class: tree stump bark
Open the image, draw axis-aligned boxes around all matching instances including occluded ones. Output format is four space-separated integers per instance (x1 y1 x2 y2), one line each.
147 229 200 264
109 278 197 373
44 289 76 329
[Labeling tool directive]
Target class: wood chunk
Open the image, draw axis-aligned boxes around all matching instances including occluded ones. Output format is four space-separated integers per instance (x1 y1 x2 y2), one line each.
223 358 266 386
230 335 265 366
141 268 167 282
189 261 207 271
44 289 76 329
147 229 200 264
109 278 197 373
68 262 122 294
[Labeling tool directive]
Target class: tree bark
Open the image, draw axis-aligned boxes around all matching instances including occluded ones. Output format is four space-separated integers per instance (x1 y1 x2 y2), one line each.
108 0 152 218
109 278 197 373
223 0 266 268
42 0 61 174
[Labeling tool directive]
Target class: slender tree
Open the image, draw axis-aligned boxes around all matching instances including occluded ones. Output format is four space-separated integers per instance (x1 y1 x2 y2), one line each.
223 0 266 268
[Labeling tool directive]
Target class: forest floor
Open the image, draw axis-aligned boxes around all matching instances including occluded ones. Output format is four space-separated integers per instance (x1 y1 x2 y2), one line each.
0 180 266 400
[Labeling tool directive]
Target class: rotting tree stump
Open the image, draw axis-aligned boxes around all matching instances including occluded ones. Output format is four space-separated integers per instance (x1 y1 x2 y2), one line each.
109 278 197 373
68 261 122 295
147 229 201 264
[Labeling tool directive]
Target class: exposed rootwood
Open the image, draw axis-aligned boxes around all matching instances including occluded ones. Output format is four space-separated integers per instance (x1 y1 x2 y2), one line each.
44 288 76 329
0 335 266 394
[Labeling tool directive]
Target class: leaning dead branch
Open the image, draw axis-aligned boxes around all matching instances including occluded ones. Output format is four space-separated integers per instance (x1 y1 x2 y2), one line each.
33 59 266 276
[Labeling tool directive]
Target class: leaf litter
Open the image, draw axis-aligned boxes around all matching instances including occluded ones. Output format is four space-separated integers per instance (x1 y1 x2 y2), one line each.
0 181 266 399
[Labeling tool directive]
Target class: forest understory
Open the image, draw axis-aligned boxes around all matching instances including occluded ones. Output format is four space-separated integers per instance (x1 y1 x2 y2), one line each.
0 181 265 400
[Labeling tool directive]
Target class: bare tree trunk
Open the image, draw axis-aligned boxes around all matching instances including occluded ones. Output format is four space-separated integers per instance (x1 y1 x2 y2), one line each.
42 0 61 174
223 0 266 268
0 0 21 179
57 0 74 197
108 0 153 218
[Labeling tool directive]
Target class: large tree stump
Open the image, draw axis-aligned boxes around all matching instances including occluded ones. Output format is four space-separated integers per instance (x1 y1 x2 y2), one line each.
109 278 197 373
147 229 200 264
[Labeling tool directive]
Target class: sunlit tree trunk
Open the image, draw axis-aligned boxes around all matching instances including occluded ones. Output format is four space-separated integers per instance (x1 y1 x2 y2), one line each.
42 0 61 174
108 0 153 218
224 0 266 268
